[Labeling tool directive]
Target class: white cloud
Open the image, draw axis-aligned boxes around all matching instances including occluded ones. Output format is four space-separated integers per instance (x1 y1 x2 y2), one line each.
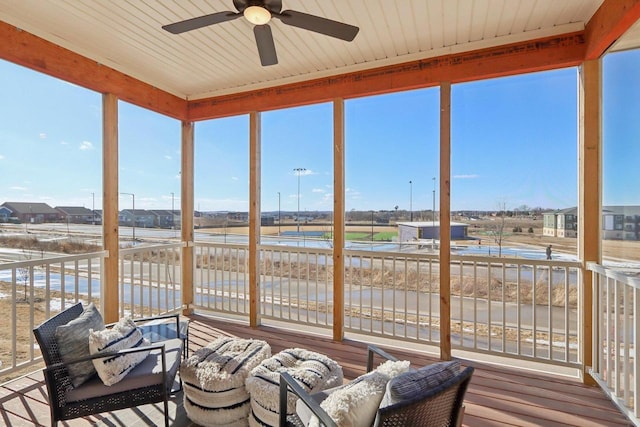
60 141 69 145
10 186 28 191
164 155 172 160
79 141 94 150
39 133 47 139
312 188 325 193
0 154 4 160
231 176 239 181
453 174 479 179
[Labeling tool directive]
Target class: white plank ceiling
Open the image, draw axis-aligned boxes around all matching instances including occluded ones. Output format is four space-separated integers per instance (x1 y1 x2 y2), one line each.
1 0 634 100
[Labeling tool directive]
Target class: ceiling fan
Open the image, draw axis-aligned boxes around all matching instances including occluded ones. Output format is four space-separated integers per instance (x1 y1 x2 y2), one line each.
162 0 359 66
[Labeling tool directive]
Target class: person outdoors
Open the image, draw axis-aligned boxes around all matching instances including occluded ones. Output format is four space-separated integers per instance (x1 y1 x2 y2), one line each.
546 244 552 260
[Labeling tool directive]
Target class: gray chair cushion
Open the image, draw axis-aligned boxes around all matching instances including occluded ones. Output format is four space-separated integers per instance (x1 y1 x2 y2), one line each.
54 303 104 387
66 338 183 402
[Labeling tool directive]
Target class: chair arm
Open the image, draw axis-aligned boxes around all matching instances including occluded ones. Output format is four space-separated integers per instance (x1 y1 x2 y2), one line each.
279 371 337 427
45 342 167 373
105 312 180 329
366 345 399 372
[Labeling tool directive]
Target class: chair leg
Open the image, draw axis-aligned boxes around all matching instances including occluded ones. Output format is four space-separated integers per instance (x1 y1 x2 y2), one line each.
164 396 170 427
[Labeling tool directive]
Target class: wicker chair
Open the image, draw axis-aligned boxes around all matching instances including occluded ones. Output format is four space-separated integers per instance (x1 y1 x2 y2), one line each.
279 346 474 427
33 302 183 427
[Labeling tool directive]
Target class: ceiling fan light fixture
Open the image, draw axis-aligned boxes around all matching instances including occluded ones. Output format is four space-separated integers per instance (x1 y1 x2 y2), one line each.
244 5 271 25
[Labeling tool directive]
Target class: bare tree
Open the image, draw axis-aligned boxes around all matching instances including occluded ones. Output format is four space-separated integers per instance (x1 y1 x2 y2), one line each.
488 202 507 257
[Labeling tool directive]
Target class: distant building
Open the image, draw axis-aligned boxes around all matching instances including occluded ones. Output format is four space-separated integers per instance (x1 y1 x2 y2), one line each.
0 206 12 222
261 216 275 226
543 205 640 240
149 209 176 228
397 221 468 242
119 209 156 228
55 206 95 224
543 207 577 238
1 202 60 223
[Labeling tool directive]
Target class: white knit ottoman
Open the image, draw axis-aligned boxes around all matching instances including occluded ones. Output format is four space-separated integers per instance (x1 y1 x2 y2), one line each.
245 348 343 427
181 337 271 427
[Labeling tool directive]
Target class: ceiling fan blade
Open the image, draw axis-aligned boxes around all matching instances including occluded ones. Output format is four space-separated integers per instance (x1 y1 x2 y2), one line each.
162 11 241 34
275 10 359 41
254 25 278 66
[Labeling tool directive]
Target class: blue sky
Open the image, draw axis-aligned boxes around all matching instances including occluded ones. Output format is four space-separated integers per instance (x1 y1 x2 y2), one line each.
1 49 638 213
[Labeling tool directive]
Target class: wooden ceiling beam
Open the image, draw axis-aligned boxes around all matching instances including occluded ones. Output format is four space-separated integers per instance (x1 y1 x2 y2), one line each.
188 32 586 121
584 0 640 60
0 21 188 121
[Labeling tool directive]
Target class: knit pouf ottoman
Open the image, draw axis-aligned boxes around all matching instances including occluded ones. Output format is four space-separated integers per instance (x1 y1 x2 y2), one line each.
181 337 271 427
245 348 343 427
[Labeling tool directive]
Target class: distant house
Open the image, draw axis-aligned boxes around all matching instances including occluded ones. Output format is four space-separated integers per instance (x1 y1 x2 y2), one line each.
149 209 176 228
543 207 578 238
1 201 60 223
0 206 12 222
119 209 156 228
397 221 468 242
55 206 95 224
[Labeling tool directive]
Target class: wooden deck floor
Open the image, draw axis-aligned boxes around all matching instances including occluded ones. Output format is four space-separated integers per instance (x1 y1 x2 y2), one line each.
0 313 631 426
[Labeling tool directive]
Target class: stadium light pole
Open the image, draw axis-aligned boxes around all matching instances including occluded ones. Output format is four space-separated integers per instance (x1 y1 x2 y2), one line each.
277 191 281 235
120 192 135 241
91 192 95 225
432 177 436 244
409 180 413 222
294 168 306 233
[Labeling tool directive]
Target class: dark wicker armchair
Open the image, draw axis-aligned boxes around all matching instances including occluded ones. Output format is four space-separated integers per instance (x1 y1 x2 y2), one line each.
33 302 183 427
280 345 474 427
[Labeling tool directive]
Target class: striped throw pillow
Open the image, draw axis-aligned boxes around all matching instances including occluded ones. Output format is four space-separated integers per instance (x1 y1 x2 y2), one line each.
89 317 151 386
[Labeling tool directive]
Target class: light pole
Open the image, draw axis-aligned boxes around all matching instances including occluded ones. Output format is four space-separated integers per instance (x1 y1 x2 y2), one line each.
120 192 135 241
91 192 95 225
432 177 436 244
277 191 281 235
294 168 306 234
409 180 413 222
170 192 175 234
371 210 374 241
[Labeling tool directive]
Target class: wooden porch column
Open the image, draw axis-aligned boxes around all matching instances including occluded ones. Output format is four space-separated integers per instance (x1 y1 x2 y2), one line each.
181 121 195 315
102 93 119 323
439 82 452 360
579 60 602 385
333 99 345 341
249 111 262 327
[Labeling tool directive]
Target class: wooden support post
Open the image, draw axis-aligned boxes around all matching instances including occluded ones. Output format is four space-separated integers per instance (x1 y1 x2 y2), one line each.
249 112 262 327
333 99 345 341
579 60 602 385
102 93 119 323
181 121 195 315
439 82 452 360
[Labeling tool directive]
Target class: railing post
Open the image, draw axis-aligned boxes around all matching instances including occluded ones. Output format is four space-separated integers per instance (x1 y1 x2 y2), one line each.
102 93 119 323
249 111 262 327
181 120 195 316
579 59 602 385
333 99 345 341
439 81 452 360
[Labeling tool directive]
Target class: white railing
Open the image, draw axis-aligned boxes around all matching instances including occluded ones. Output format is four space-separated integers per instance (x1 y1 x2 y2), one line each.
0 251 107 375
259 244 334 326
588 262 640 425
192 242 250 315
344 251 582 366
192 241 582 367
119 242 184 318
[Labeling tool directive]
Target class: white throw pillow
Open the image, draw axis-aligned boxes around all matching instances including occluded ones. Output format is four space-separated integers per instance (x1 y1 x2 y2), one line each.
307 359 410 427
89 316 151 386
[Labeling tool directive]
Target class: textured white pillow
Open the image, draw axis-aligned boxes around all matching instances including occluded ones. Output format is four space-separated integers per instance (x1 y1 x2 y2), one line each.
308 360 410 427
89 317 151 386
